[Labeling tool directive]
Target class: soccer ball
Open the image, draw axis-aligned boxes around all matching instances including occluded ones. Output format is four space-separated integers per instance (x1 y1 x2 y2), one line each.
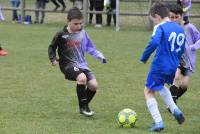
117 108 137 128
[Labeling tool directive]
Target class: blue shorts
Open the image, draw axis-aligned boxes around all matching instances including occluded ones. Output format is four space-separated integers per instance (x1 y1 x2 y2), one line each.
145 72 175 91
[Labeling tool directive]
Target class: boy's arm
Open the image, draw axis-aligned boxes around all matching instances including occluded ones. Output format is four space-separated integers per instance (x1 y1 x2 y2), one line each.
48 32 60 65
189 25 200 51
85 32 107 63
140 25 162 63
183 0 192 12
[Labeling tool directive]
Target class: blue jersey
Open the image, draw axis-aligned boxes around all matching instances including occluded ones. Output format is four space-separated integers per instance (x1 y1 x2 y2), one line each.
140 21 185 75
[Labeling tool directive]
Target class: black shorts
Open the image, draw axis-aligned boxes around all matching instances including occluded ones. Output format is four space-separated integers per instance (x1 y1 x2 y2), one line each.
59 64 95 81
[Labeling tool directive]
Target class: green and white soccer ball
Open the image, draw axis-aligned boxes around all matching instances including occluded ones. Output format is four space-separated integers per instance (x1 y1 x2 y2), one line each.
117 108 137 128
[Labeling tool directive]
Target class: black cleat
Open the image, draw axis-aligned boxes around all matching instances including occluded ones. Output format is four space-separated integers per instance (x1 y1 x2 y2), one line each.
80 105 94 117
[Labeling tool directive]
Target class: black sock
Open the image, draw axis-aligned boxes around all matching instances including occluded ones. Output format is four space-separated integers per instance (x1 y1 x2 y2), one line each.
86 88 96 104
177 86 187 99
76 84 87 108
170 85 179 97
170 85 179 102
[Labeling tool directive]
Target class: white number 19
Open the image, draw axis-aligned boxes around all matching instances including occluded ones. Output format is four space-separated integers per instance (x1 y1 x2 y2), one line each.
168 32 185 52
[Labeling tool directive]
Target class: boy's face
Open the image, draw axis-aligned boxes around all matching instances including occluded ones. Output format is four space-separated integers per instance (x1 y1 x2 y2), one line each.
169 12 182 24
150 14 161 25
68 19 83 32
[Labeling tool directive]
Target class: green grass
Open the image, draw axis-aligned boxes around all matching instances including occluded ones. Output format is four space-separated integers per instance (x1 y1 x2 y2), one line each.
0 22 200 134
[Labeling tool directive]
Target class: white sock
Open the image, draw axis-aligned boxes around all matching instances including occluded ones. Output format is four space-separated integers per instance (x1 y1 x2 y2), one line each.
146 98 162 123
158 86 178 114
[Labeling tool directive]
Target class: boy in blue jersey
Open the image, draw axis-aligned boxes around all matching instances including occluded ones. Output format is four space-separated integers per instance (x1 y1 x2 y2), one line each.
140 2 185 132
48 7 107 117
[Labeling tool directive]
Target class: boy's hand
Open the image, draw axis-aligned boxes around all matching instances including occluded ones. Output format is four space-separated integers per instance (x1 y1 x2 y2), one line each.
182 8 187 12
52 59 59 66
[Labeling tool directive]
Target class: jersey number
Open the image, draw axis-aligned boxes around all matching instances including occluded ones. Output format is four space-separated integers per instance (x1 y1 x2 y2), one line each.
168 32 185 52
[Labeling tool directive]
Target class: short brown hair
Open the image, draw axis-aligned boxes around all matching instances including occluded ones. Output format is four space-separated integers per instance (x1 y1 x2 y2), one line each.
67 7 83 21
149 2 169 19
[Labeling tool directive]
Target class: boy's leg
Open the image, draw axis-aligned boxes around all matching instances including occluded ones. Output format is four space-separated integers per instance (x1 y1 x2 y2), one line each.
106 8 111 26
76 73 94 116
170 85 179 103
76 73 87 108
172 69 190 102
159 86 185 124
51 0 60 11
87 79 97 104
58 0 66 11
177 75 190 99
15 1 20 21
89 0 94 23
13 2 18 21
76 84 87 109
34 1 40 23
40 1 46 24
94 1 104 25
177 86 187 99
170 68 181 103
113 11 116 25
144 87 164 132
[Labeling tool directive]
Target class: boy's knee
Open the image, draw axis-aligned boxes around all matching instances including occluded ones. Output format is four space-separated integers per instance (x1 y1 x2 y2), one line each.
88 81 98 91
77 73 87 84
91 83 98 91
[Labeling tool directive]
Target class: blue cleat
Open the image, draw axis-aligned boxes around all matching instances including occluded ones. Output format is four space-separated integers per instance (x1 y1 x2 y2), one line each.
150 121 164 132
173 109 185 124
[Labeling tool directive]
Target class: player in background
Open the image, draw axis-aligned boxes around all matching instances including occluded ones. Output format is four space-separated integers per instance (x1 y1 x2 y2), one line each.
167 4 200 104
0 7 8 56
48 7 107 117
140 2 185 132
177 0 191 24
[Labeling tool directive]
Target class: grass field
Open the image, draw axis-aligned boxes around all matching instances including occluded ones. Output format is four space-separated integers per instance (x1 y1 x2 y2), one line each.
0 20 200 134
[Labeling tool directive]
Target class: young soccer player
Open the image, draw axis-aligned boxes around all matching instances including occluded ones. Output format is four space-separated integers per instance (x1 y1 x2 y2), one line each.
0 8 7 56
48 7 107 117
168 4 200 104
140 2 185 132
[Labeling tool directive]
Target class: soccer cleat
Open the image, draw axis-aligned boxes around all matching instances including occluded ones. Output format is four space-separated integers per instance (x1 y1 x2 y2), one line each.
173 109 185 124
0 49 8 56
150 121 164 132
80 105 94 117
